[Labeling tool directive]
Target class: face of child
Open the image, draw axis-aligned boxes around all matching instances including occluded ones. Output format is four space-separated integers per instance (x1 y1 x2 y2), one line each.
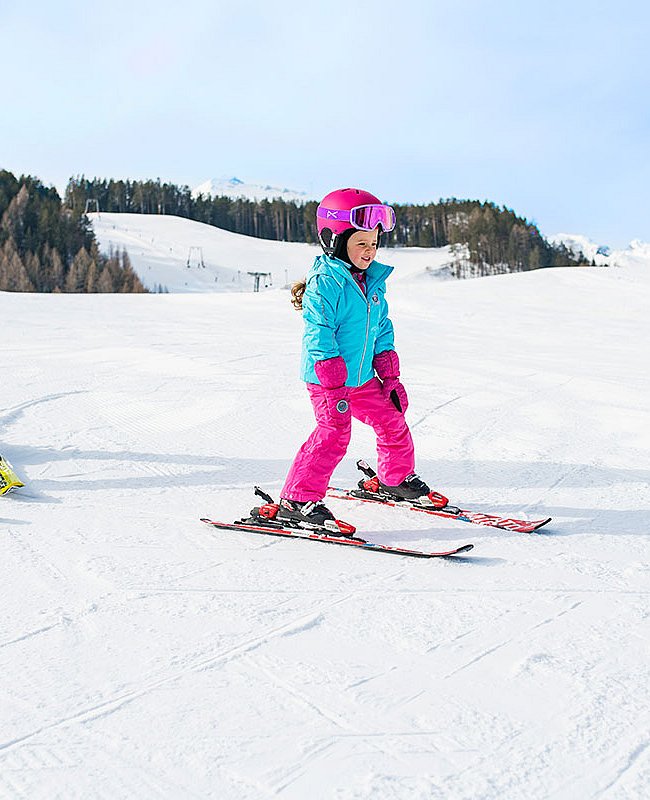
346 228 379 270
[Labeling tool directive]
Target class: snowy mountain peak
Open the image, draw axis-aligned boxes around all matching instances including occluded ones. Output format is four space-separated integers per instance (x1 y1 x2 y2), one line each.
549 233 650 269
629 238 650 253
192 176 311 203
549 233 605 263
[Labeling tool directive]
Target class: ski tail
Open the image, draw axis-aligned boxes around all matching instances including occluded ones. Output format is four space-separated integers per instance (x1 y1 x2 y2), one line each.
356 458 376 479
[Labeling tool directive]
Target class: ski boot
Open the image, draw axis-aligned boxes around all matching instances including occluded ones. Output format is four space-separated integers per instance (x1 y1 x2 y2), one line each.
356 460 448 509
248 488 359 539
277 498 358 538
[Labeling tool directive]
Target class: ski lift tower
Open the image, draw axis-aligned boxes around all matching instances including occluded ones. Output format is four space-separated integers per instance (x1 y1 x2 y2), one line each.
84 198 100 215
186 246 206 268
247 271 272 292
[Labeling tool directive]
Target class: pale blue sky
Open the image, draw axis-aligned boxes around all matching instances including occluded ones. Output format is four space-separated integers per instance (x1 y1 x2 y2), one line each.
1 0 648 247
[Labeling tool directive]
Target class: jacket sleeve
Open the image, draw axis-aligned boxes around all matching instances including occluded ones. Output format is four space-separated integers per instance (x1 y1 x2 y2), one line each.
302 274 342 362
373 291 395 355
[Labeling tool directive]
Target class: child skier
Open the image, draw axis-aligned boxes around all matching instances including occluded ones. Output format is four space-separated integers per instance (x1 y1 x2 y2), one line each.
278 187 447 532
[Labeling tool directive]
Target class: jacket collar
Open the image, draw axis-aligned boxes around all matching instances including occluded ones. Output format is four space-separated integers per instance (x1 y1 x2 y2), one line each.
315 254 393 296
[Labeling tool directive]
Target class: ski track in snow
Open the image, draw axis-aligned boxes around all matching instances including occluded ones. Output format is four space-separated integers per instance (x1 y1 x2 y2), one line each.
2 249 650 798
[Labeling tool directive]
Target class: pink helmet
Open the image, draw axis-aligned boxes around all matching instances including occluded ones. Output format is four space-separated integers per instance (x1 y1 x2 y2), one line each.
316 187 396 257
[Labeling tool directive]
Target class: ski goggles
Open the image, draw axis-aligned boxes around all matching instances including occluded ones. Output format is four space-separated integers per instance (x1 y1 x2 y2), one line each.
317 203 397 232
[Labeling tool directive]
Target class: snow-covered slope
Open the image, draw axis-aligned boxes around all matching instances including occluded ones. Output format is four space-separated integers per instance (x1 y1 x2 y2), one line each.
2 255 650 797
90 212 455 292
192 176 311 203
90 212 317 292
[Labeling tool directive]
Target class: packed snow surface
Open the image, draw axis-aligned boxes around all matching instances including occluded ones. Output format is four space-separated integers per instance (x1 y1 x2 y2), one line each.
2 249 650 798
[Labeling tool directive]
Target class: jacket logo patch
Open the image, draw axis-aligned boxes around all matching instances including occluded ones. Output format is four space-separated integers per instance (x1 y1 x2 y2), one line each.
371 293 380 304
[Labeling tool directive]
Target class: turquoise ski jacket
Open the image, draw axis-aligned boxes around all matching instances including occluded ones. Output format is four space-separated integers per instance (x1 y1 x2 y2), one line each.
300 254 395 387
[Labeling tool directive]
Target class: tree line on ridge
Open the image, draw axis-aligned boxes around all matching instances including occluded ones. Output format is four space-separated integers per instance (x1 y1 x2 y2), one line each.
65 175 591 276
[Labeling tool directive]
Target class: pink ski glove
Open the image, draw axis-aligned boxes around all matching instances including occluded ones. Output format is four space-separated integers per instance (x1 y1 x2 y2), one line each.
373 350 409 413
314 356 351 427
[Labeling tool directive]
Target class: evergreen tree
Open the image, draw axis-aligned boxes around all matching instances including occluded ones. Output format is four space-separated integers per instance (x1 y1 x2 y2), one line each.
0 170 147 293
97 265 114 293
0 239 34 291
65 247 91 292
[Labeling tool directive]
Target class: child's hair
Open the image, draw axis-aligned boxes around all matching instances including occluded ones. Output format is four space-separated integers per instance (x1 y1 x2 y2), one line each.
291 280 306 311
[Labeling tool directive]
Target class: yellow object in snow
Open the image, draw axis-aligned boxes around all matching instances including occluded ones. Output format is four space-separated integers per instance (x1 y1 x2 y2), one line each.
0 455 24 495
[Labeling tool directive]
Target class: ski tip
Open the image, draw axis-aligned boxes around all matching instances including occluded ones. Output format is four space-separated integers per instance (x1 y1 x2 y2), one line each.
0 484 25 496
515 517 552 533
420 542 474 557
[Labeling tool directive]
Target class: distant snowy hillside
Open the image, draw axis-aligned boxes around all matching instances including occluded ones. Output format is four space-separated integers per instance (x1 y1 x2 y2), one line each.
89 212 316 293
90 212 650 296
89 212 455 293
192 176 311 203
550 232 650 269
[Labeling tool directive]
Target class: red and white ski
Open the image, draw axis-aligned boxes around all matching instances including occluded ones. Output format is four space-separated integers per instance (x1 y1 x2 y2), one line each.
200 518 474 559
326 460 551 534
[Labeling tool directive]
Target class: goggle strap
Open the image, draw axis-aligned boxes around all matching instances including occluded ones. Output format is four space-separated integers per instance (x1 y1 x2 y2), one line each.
317 207 349 221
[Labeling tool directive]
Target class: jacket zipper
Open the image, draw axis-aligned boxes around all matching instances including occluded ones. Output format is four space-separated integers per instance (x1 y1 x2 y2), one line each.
338 264 372 385
327 258 389 385
358 299 371 384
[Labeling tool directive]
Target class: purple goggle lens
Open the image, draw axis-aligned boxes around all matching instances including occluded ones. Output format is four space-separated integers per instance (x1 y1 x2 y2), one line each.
317 204 396 232
350 204 396 232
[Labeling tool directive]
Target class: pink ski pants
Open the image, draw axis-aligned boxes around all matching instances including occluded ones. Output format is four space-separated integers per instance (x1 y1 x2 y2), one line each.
281 377 415 502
